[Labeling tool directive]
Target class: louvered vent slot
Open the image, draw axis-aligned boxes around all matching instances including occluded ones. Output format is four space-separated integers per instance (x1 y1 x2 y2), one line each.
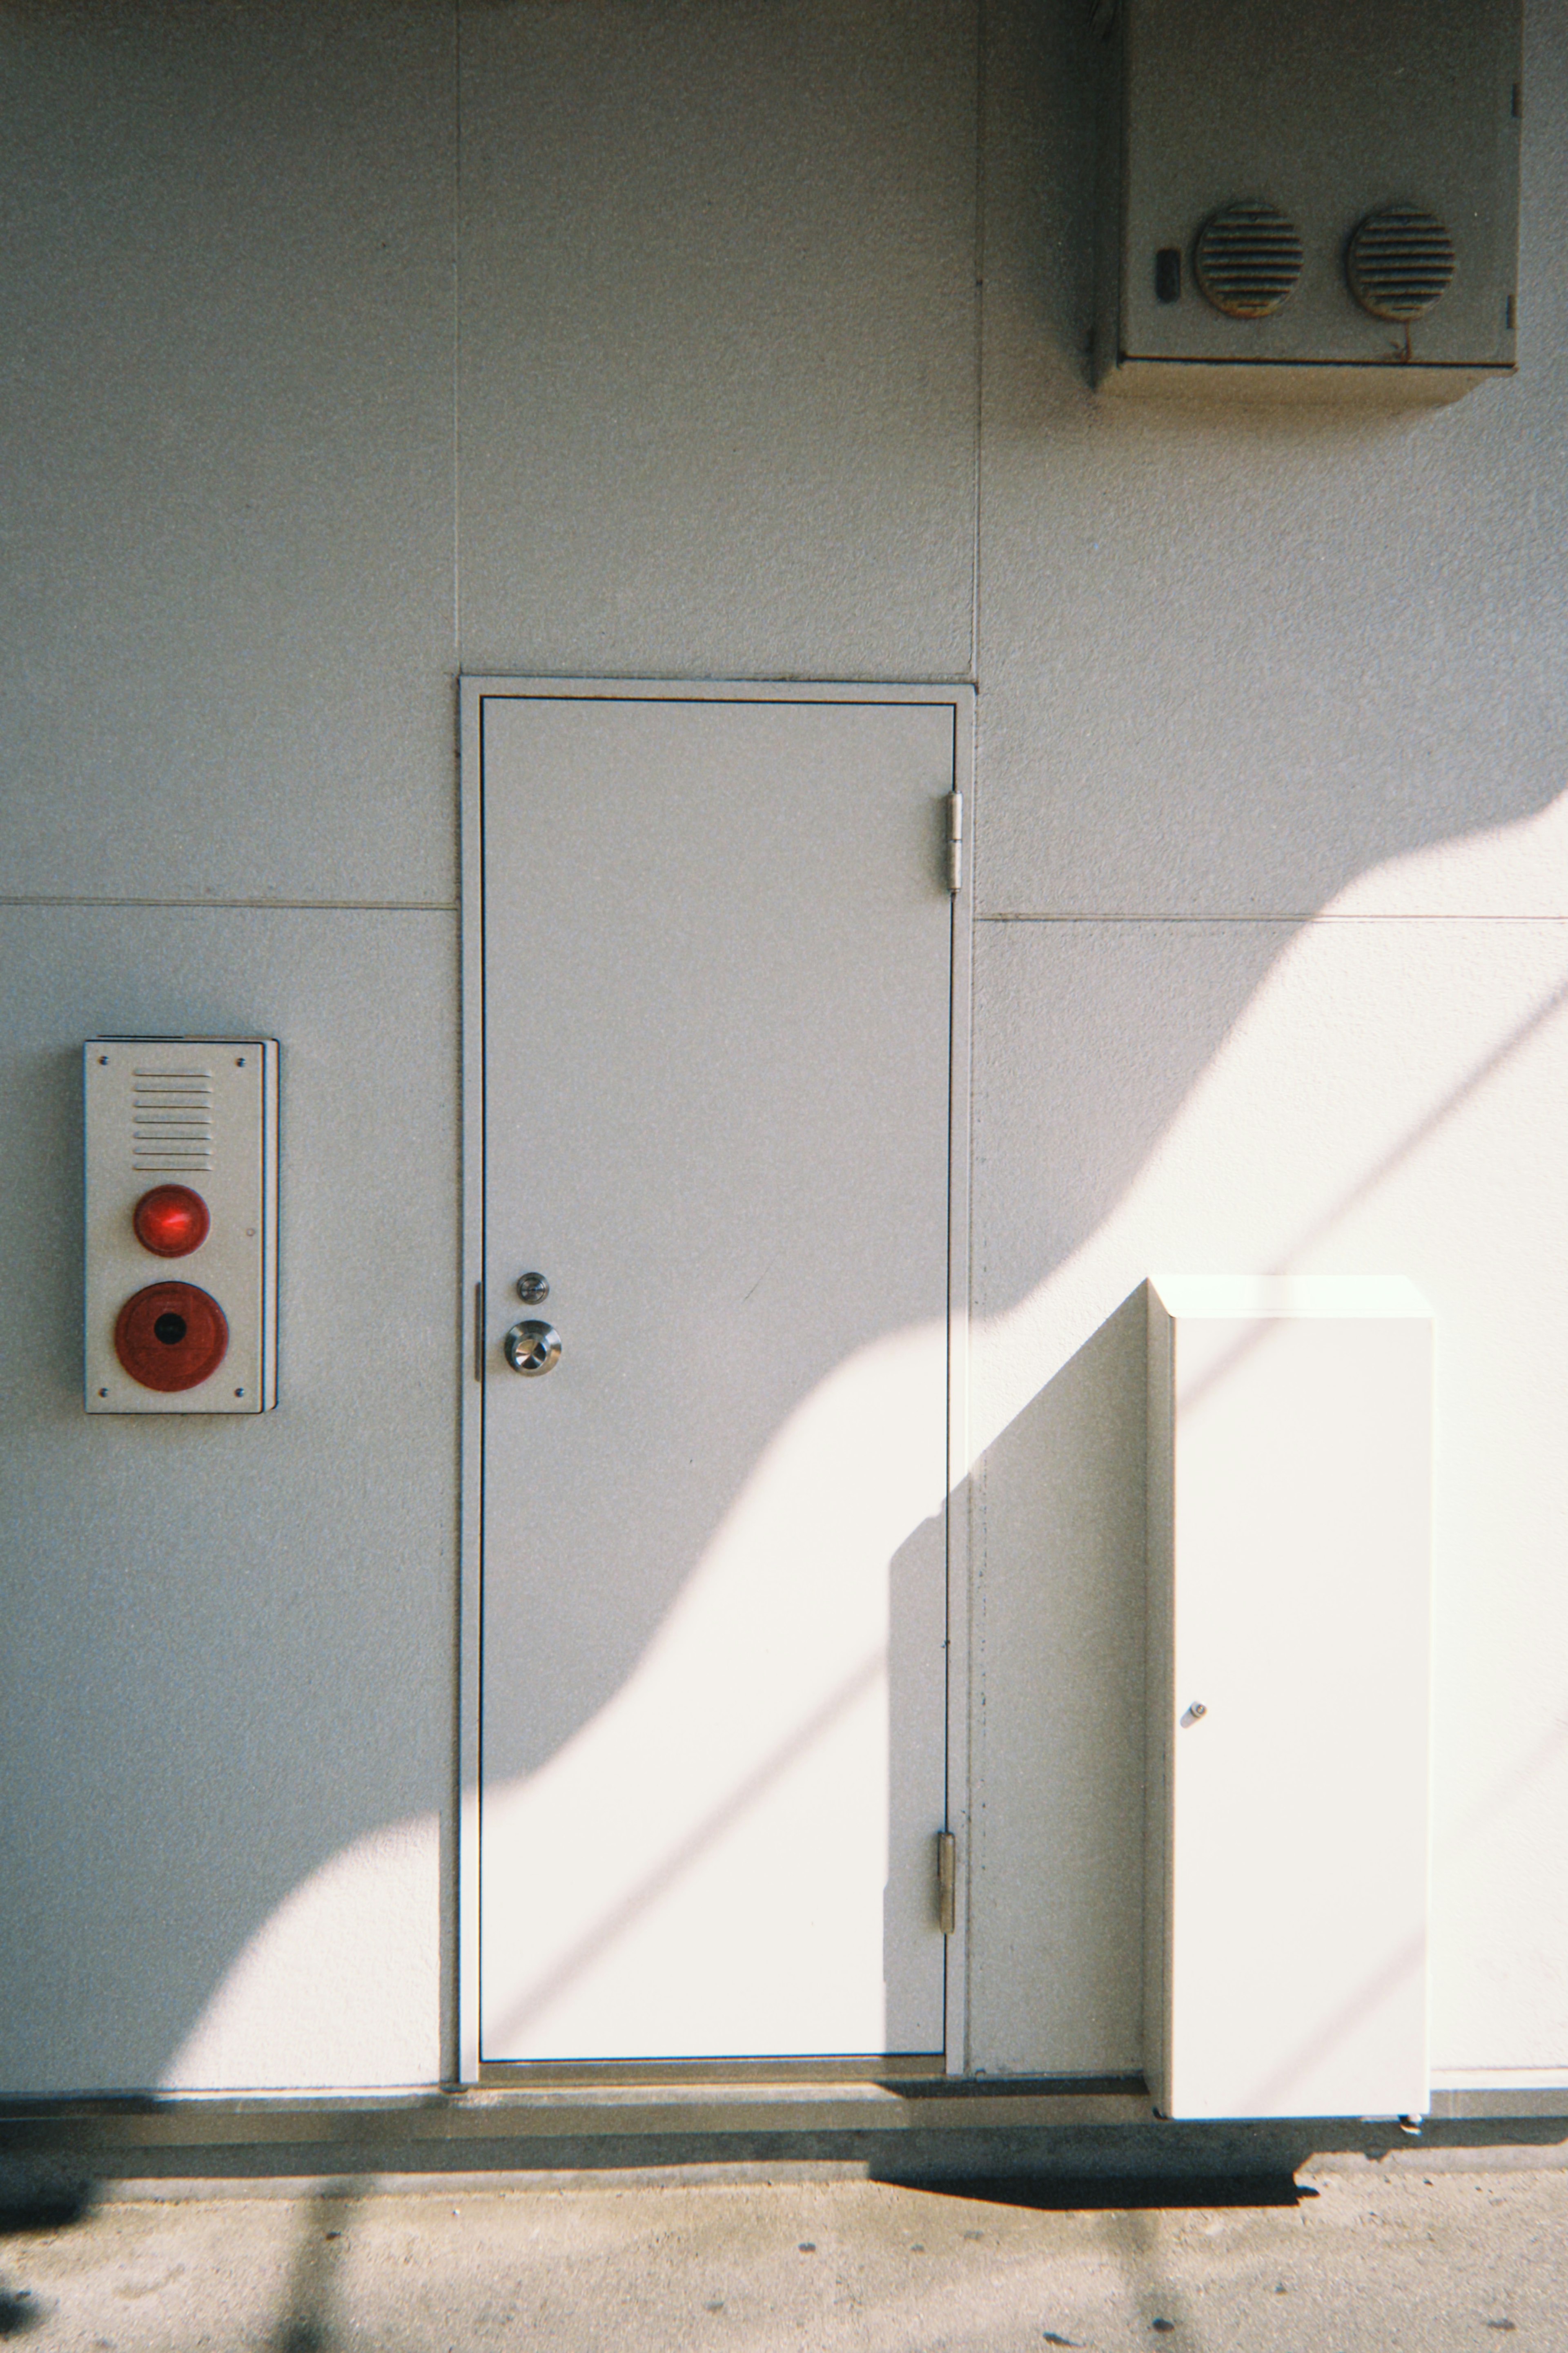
1194 203 1305 320
132 1069 214 1173
1346 208 1456 322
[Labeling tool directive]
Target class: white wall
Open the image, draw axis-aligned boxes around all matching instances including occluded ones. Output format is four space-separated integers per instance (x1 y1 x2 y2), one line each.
0 0 459 2095
456 0 976 683
2 0 1565 2096
966 0 1568 2083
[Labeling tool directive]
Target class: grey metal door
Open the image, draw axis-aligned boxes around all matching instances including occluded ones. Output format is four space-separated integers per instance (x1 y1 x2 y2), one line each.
475 685 958 2063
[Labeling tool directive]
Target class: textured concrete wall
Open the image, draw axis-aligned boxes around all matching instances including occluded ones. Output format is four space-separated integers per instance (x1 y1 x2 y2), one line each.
1 0 1564 2094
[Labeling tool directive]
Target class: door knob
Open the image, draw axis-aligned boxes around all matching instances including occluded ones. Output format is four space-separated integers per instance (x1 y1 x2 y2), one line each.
504 1319 562 1376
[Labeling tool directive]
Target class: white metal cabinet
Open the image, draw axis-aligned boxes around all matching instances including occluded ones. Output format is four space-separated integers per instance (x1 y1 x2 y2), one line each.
465 682 969 2068
1146 1276 1433 2119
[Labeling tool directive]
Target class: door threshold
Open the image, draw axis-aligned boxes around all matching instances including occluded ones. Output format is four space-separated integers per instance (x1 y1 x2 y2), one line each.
0 2078 1158 2166
454 2075 1157 2134
477 2056 947 2089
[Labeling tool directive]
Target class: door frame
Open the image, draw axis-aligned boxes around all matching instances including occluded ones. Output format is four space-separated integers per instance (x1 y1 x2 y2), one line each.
456 676 975 2085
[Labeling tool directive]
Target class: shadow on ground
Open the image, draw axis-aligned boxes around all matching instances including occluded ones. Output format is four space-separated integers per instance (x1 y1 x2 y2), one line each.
878 2170 1317 2210
0 2165 96 2237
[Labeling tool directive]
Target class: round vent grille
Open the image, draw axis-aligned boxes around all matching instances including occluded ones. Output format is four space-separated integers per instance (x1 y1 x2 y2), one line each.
1346 207 1456 321
1193 203 1304 319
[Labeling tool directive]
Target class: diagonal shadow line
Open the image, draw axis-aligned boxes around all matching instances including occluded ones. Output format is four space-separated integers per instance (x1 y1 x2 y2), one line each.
1443 1715 1568 1862
1150 980 1568 2114
1235 1927 1427 2117
271 2182 359 2353
1204 1716 1568 2112
487 1646 888 2051
1174 975 1568 1417
1064 2208 1197 2353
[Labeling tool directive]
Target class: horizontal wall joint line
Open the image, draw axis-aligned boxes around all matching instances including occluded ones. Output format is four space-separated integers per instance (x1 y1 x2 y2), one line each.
0 895 458 914
977 912 1568 926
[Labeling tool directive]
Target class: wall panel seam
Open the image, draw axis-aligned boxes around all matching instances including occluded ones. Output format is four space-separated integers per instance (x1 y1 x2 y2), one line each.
0 897 458 914
976 912 1568 925
970 0 987 687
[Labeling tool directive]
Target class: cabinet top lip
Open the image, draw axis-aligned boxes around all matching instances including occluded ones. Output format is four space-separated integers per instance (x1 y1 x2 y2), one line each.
1149 1274 1432 1320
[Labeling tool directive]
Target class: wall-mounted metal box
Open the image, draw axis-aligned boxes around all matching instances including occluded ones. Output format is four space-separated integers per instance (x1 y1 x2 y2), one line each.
1145 1278 1433 2120
85 1037 278 1415
1095 0 1523 404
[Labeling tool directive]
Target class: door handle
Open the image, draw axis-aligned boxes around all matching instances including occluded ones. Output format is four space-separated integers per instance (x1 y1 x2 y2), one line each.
504 1319 562 1376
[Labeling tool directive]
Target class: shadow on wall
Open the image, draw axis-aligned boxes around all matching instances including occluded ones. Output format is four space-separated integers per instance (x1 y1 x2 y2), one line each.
3 0 1568 2096
0 908 455 2099
158 785 1568 2089
971 798 1568 2074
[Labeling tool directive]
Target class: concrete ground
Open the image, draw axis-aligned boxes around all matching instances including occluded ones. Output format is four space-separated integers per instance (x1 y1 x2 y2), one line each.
0 2161 1562 2353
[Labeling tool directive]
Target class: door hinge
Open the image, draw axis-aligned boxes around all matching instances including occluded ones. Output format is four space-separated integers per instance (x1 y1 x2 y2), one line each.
936 1829 958 1936
945 791 963 894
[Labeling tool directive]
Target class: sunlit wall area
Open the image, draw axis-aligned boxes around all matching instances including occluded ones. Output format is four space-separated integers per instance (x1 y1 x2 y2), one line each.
0 0 1564 2099
967 0 1568 2085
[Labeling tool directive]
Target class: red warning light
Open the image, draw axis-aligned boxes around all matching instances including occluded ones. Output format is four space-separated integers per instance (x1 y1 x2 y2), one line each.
114 1282 229 1392
132 1184 210 1258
